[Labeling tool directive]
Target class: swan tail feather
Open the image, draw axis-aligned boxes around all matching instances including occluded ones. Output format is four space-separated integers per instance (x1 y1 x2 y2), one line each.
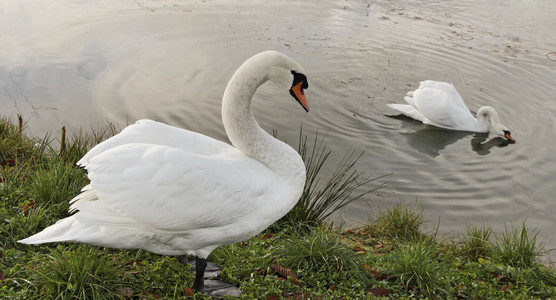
18 217 83 244
18 202 138 245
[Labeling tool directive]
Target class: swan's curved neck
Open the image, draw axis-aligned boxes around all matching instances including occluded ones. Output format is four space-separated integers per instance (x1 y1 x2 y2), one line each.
475 115 489 132
221 60 269 159
221 57 304 177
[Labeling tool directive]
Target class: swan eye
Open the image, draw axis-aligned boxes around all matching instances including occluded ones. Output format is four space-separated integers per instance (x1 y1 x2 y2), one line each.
291 70 309 89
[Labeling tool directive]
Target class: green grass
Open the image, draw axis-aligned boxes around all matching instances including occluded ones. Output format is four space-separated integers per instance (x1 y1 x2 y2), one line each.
460 224 494 261
29 245 124 300
362 201 427 241
277 128 387 229
272 226 365 280
459 222 544 269
30 159 87 213
0 114 33 163
388 241 448 297
1 115 555 299
493 222 543 268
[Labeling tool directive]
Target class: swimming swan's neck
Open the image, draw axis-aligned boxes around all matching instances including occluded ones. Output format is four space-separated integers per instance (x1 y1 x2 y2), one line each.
475 106 498 133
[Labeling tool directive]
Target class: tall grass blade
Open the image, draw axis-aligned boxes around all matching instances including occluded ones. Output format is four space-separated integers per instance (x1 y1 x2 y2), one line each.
279 127 387 228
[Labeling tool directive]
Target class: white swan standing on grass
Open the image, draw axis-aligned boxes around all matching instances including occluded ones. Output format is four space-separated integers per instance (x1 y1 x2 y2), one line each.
19 50 310 293
387 80 515 142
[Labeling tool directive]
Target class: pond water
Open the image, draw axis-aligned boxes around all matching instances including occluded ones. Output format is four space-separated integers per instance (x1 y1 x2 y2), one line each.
2 0 555 260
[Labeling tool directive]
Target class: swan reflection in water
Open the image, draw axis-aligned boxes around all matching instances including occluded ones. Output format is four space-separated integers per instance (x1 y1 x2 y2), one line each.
470 134 513 155
392 115 512 157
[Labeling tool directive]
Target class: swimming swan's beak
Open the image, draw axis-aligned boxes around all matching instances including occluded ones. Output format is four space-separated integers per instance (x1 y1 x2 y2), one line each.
290 82 309 112
504 130 515 143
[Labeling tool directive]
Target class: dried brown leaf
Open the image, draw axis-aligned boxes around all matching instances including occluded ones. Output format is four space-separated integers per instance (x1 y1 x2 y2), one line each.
367 287 390 297
497 274 516 283
366 267 395 280
261 233 275 240
0 159 16 167
270 264 301 287
351 246 365 253
344 229 360 235
23 201 36 216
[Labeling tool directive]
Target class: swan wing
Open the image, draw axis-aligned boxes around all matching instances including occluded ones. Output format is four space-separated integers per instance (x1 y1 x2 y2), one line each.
387 103 427 123
75 143 276 232
412 81 476 129
78 120 229 167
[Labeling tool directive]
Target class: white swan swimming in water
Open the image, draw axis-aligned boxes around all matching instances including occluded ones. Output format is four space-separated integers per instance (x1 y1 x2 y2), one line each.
387 80 515 142
18 50 310 293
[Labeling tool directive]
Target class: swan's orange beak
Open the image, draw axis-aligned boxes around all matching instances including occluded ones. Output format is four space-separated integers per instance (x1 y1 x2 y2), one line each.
290 82 309 112
504 131 515 143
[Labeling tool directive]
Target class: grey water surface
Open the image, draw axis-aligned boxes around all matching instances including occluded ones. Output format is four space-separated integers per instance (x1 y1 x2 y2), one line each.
2 0 555 260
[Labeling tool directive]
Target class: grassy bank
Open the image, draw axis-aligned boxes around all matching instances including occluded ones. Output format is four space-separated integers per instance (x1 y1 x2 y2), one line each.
1 115 555 299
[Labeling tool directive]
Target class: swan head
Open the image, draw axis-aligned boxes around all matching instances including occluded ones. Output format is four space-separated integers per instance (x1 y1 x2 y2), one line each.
477 106 515 143
264 51 310 112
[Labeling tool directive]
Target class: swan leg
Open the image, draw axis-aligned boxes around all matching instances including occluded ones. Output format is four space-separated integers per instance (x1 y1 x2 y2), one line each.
178 255 242 297
177 255 207 292
192 257 207 292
